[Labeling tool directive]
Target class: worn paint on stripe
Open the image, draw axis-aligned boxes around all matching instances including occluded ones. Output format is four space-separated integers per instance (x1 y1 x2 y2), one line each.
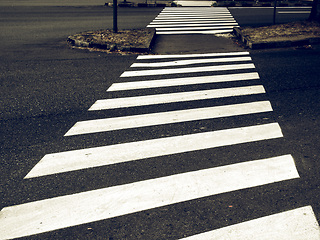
137 52 249 59
2 155 298 239
120 63 255 77
26 123 282 178
131 56 251 68
180 206 320 240
65 101 273 136
91 85 265 110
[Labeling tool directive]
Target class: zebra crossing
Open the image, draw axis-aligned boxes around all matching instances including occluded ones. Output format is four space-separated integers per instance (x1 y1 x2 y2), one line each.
147 7 239 34
1 51 320 239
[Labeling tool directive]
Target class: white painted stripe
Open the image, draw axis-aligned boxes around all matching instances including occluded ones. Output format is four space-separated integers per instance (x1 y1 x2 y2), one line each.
137 52 249 59
90 85 265 110
108 72 260 91
162 7 229 10
152 18 235 22
155 16 232 19
25 123 282 178
180 206 320 240
278 11 310 13
157 14 232 17
65 101 273 136
120 63 255 77
173 1 217 6
160 11 230 14
156 26 237 31
3 155 298 239
156 29 233 35
131 56 250 68
149 20 237 24
159 11 230 14
147 23 238 28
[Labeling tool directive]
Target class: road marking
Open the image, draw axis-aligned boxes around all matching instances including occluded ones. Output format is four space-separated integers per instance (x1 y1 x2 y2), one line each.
156 29 234 35
120 63 255 77
2 155 298 239
155 16 233 20
108 72 260 91
147 23 238 28
131 56 251 68
149 20 237 25
152 18 235 22
278 11 310 13
65 101 273 136
173 1 218 6
26 123 282 178
180 206 320 240
156 26 237 31
137 52 249 59
90 85 265 110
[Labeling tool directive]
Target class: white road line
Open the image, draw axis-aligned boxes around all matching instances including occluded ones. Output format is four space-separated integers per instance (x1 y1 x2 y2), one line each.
137 52 249 59
25 123 282 178
120 63 255 77
157 26 237 31
156 29 234 35
156 14 233 17
158 11 231 14
180 206 320 240
131 56 250 68
2 155 298 239
152 18 235 22
65 101 273 136
278 11 311 14
161 8 230 12
90 85 265 110
162 7 229 10
107 72 259 91
155 16 232 19
149 20 237 24
147 23 238 28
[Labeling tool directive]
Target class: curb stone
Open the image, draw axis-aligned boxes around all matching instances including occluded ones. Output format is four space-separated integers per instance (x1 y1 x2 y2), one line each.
233 27 320 49
67 29 156 53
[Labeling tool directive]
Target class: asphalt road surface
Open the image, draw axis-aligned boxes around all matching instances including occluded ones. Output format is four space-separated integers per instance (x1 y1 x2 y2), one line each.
1 2 320 239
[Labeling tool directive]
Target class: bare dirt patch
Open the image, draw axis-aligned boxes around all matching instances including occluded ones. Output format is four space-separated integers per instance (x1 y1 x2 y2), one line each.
67 29 155 54
240 21 320 43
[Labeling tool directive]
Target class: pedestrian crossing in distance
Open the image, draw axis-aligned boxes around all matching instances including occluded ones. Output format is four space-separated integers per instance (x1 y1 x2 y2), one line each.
1 52 320 239
147 7 239 35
